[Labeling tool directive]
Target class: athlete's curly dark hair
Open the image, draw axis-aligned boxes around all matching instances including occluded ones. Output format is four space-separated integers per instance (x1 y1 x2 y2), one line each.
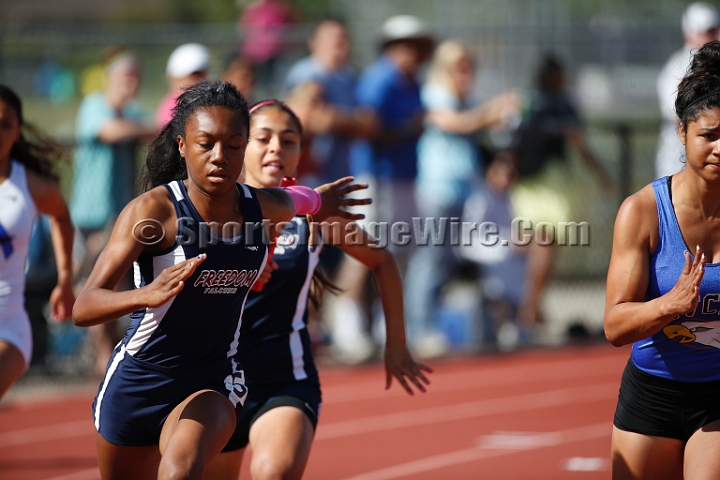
0 85 68 180
676 40 720 128
141 80 249 191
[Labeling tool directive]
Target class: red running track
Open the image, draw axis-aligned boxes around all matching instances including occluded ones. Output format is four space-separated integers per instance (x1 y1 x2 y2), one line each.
0 343 629 480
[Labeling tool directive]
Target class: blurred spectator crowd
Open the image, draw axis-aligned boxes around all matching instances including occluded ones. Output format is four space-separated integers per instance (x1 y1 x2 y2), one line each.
20 0 714 380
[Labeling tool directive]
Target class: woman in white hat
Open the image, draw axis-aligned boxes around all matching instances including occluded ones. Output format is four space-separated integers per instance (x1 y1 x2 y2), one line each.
155 43 211 128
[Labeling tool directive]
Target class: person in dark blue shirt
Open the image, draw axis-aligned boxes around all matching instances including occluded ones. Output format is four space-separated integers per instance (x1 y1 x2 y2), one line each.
335 15 434 363
283 18 377 187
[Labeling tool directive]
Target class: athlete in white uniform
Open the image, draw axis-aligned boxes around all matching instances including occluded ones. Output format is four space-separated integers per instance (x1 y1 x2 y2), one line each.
0 85 74 400
0 160 39 366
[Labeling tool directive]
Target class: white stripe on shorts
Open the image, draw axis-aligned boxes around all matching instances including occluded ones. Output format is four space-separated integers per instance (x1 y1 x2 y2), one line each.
94 344 127 431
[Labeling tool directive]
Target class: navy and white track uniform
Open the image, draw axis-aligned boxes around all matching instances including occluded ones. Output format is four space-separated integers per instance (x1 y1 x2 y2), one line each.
0 160 37 367
239 216 320 384
93 181 267 446
224 216 322 450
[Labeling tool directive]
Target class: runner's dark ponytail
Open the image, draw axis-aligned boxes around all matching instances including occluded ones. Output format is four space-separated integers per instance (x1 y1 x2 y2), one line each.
0 85 68 180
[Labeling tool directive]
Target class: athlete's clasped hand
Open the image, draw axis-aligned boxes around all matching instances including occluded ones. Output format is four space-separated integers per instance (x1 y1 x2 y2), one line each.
664 245 706 318
144 253 207 308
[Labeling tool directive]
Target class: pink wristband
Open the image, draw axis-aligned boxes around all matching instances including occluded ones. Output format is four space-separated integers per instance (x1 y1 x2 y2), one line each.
283 185 322 215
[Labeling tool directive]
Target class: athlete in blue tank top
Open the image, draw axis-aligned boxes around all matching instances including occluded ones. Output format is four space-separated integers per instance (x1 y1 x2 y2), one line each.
631 176 720 381
605 40 720 479
205 100 433 480
72 82 370 480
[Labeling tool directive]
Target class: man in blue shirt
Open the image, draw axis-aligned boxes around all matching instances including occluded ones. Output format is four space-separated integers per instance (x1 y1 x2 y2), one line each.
284 18 376 186
283 18 381 363
350 14 433 250
330 15 434 362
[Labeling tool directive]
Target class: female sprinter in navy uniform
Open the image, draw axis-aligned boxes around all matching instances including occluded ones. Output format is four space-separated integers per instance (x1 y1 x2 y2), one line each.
204 100 432 480
72 82 369 480
605 40 720 479
0 85 75 401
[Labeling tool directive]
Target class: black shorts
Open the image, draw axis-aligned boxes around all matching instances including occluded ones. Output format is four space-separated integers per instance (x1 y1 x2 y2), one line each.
613 359 720 441
222 379 321 452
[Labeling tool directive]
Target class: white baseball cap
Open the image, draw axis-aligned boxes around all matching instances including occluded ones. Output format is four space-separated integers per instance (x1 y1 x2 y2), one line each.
381 15 433 46
166 43 211 78
682 2 720 35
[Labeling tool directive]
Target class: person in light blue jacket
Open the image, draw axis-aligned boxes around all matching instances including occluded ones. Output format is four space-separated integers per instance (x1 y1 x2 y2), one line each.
404 40 519 357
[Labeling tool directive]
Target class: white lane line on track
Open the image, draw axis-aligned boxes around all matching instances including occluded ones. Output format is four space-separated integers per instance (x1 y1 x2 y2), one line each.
317 382 617 440
339 422 610 480
323 354 625 403
563 456 609 471
44 468 100 480
0 420 91 447
0 382 618 447
477 431 562 449
1 382 617 447
2 385 98 408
